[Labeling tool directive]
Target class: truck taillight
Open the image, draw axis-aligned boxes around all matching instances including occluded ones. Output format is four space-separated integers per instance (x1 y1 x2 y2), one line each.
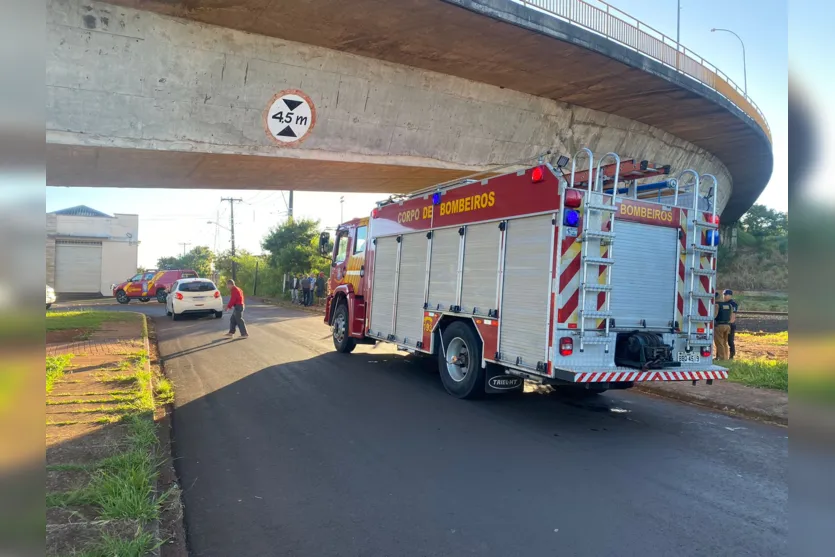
175 292 183 300
707 214 720 225
700 346 711 357
559 337 573 356
214 291 220 298
531 166 545 183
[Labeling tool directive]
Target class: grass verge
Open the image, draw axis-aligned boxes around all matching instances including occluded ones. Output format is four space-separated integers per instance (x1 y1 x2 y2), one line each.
74 530 157 557
46 319 175 555
46 354 74 394
46 310 138 332
721 358 788 391
734 292 788 312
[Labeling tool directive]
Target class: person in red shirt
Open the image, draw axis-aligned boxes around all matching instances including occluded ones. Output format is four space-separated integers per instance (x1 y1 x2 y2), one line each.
224 279 249 338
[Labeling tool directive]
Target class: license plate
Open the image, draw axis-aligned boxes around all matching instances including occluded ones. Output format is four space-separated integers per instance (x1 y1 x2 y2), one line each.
676 352 701 363
195 303 204 307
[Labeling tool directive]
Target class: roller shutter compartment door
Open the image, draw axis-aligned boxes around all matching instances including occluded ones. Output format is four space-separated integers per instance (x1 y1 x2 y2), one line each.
427 228 460 311
460 222 501 316
609 220 677 329
55 240 102 293
369 236 398 338
393 232 429 346
498 215 553 369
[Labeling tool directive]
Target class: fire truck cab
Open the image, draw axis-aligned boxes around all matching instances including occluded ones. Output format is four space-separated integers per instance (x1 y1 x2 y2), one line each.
323 149 727 399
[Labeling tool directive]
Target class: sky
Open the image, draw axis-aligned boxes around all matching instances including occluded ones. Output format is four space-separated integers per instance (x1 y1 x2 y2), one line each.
45 0 794 269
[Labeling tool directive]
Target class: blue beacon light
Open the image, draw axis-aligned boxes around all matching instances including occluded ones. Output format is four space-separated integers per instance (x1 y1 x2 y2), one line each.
564 209 580 227
432 192 442 205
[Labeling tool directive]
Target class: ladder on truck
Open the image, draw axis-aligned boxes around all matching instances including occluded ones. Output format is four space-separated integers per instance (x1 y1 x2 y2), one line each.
567 149 622 353
569 159 670 189
677 171 719 351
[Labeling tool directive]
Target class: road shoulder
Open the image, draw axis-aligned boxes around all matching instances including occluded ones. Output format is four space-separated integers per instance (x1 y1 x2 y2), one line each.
636 380 787 425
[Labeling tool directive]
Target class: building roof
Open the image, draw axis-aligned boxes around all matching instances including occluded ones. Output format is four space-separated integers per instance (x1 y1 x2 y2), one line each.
51 205 112 218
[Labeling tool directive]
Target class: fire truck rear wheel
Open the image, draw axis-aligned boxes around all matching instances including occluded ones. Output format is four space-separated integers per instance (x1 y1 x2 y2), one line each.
332 303 356 354
438 321 485 399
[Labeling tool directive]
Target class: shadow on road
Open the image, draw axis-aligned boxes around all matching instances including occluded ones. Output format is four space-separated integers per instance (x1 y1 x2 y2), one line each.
162 338 236 360
169 348 787 557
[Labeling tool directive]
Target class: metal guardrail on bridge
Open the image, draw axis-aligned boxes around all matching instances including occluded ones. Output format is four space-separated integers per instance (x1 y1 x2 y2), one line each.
516 0 771 141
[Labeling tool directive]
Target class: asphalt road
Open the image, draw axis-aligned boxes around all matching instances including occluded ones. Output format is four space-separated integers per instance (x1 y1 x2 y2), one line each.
59 301 788 556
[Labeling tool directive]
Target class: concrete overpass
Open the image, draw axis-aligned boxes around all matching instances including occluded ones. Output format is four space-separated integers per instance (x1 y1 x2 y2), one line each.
46 0 772 221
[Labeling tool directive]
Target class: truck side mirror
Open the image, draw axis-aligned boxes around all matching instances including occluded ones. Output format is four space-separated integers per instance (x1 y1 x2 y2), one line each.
319 231 331 256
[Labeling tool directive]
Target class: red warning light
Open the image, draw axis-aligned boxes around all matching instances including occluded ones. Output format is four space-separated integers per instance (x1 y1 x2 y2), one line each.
531 166 545 183
371 208 379 219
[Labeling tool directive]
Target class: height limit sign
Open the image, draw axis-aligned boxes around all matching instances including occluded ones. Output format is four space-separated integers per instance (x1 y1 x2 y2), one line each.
264 89 316 146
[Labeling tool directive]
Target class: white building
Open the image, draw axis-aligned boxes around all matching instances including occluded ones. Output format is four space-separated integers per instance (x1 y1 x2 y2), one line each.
46 206 139 296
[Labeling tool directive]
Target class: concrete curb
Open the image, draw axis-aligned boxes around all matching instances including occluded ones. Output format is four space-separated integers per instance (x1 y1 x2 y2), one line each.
139 312 162 556
635 384 788 426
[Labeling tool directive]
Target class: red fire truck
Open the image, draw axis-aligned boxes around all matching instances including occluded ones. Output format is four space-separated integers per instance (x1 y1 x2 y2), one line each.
321 149 727 398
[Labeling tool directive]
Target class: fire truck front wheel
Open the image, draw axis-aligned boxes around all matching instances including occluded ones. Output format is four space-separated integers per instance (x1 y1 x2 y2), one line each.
438 321 485 399
332 302 357 354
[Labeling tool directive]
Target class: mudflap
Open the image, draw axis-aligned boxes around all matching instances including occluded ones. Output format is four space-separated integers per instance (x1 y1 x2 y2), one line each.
484 365 524 394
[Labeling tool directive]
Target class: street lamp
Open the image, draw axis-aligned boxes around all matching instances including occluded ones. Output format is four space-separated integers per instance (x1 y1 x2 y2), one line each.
711 27 747 97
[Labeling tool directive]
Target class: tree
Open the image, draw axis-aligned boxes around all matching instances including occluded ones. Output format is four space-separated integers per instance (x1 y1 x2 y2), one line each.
156 246 214 277
181 246 214 277
739 204 788 239
261 218 330 275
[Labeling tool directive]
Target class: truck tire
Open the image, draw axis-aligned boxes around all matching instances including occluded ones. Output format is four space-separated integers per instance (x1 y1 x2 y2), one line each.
115 290 129 304
438 321 485 399
332 302 357 353
156 289 167 303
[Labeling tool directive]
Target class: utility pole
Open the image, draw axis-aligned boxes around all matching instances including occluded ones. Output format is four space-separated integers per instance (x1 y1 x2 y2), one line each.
676 0 681 70
178 242 191 257
340 195 344 223
221 197 243 281
676 0 681 47
288 190 294 221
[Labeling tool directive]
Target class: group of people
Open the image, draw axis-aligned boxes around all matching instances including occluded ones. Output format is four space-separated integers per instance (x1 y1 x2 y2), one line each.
288 273 326 306
713 289 738 361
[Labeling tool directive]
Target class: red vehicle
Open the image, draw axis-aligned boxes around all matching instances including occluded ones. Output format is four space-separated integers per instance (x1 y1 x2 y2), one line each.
113 269 198 304
322 148 727 399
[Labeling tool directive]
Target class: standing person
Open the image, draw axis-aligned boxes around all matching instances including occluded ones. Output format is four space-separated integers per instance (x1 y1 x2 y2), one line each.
713 291 735 360
723 289 739 359
284 274 293 299
301 273 311 306
291 275 299 304
316 272 326 305
308 274 316 306
224 279 249 339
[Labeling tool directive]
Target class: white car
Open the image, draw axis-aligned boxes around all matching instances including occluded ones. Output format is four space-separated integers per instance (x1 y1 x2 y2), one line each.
46 285 57 309
166 278 224 320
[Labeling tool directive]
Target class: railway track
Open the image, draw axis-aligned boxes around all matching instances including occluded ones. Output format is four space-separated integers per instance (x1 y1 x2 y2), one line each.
736 310 789 318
